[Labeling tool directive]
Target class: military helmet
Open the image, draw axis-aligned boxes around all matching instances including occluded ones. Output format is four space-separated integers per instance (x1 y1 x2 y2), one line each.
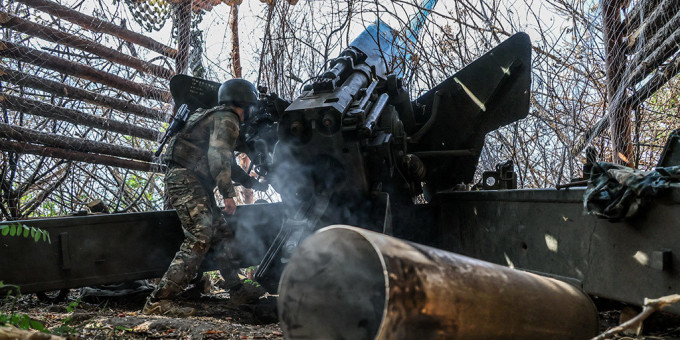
218 78 258 106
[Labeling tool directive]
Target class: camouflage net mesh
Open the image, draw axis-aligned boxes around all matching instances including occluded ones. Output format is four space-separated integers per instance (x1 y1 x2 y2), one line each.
123 0 173 32
0 0 178 218
602 0 680 170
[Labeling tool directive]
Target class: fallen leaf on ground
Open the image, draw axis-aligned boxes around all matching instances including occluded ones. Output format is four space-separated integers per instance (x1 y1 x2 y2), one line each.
132 321 152 332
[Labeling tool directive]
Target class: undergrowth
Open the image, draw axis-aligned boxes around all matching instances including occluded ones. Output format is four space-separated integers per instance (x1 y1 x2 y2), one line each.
0 283 80 336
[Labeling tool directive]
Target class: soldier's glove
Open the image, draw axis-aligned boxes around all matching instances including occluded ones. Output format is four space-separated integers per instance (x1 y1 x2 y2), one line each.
250 178 269 192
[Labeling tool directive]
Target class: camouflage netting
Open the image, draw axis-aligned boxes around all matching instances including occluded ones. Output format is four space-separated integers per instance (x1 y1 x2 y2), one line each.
585 162 680 219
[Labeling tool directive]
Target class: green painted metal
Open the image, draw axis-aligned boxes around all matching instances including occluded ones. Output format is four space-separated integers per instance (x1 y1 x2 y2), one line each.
435 187 680 313
3 186 680 315
0 210 182 293
0 203 282 294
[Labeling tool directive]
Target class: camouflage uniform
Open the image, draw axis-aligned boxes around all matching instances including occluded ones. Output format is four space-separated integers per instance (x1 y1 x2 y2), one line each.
150 104 241 301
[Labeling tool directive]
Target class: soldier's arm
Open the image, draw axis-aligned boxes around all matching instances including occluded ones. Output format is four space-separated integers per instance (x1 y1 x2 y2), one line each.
230 157 251 186
208 110 240 198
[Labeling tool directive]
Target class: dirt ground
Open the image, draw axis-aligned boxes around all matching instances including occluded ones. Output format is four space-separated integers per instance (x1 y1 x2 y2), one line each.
0 286 282 340
2 288 680 339
593 297 680 340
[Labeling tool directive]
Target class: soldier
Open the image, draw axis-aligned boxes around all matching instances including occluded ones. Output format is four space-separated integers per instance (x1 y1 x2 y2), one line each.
143 79 260 317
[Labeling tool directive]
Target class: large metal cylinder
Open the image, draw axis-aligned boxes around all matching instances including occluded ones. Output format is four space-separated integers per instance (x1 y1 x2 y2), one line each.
278 225 598 340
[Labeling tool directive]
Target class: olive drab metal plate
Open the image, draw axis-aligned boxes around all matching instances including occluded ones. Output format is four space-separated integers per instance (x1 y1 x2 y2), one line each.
412 32 532 193
0 204 283 294
169 74 221 112
658 128 680 167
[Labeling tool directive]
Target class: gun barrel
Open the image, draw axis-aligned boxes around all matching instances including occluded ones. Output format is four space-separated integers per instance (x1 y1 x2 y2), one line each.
154 132 171 157
278 226 599 340
154 104 191 157
348 0 439 78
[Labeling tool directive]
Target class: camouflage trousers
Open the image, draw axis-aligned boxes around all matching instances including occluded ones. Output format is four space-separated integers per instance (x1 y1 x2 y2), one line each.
151 167 240 300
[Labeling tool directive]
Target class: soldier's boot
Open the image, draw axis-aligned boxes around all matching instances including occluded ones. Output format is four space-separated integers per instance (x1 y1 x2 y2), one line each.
181 273 212 299
229 282 267 305
220 269 265 305
142 298 195 317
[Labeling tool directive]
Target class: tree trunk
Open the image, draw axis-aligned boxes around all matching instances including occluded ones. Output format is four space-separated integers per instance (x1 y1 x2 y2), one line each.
13 0 177 58
602 0 633 166
0 66 168 121
0 40 171 101
0 10 174 79
0 140 159 172
627 11 680 86
229 3 254 204
230 4 242 78
0 94 161 141
0 123 154 161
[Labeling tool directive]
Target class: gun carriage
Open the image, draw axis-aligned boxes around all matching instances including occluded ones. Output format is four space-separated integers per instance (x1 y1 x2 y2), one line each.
2 2 680 323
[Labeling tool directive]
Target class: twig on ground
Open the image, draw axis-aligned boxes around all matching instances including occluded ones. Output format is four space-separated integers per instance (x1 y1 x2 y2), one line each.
592 294 680 340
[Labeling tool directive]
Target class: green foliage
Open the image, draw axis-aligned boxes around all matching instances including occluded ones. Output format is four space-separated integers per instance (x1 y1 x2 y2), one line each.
243 279 261 288
0 223 51 244
51 299 81 336
145 190 154 202
0 313 48 332
240 266 261 287
19 193 35 206
203 271 221 281
126 175 146 190
41 202 58 217
0 282 21 297
65 299 80 313
0 282 47 333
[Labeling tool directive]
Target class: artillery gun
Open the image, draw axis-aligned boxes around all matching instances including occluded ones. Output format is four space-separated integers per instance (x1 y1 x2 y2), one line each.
3 0 680 325
247 22 531 289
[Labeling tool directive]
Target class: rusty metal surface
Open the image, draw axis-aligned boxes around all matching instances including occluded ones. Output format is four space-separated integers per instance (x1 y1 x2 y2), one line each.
278 226 598 340
0 203 282 293
436 187 680 314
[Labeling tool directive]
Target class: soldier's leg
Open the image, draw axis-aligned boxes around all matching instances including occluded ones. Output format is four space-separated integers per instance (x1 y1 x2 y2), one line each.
211 211 242 289
211 213 266 304
150 168 215 301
